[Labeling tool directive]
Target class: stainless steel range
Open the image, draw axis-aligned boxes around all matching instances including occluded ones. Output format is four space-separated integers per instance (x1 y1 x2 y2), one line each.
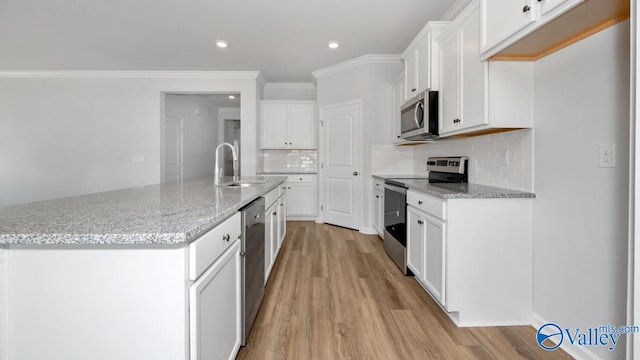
383 156 468 274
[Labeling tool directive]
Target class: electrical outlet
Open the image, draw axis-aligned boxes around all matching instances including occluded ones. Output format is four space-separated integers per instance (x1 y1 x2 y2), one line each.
598 144 615 168
500 150 509 166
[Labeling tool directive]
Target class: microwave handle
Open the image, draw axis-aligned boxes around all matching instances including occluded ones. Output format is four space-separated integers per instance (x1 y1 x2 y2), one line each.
414 101 423 128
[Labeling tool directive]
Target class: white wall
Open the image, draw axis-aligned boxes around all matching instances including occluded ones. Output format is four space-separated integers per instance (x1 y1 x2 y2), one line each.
0 246 6 360
315 60 403 231
0 72 259 207
533 21 630 360
165 95 220 180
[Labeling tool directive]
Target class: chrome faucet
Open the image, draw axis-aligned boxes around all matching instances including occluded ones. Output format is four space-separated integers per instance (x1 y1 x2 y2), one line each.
214 142 239 186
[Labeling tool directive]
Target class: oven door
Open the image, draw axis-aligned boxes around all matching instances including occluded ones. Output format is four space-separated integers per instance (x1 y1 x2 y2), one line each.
383 184 407 246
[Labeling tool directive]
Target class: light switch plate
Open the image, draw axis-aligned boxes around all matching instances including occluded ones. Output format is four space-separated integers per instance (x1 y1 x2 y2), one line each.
500 150 509 166
598 144 615 168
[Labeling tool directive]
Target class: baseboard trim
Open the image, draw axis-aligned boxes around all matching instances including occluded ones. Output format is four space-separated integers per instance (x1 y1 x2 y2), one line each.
357 227 376 235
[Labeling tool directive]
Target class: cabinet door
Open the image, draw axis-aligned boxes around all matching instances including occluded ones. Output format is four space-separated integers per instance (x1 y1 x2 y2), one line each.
406 207 424 280
404 47 419 101
190 241 241 360
0 248 6 360
458 5 488 131
480 0 536 52
277 194 286 249
392 77 405 144
288 103 315 149
439 31 460 135
424 214 446 307
287 182 316 217
261 103 289 149
417 34 433 92
373 191 383 236
264 205 274 283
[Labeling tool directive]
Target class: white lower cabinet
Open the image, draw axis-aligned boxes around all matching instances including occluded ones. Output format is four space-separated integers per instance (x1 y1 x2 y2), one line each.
0 247 6 360
286 175 317 218
423 214 446 306
406 207 425 281
265 199 277 283
6 212 243 360
190 240 241 360
406 190 532 326
372 178 385 237
265 184 288 284
407 203 447 307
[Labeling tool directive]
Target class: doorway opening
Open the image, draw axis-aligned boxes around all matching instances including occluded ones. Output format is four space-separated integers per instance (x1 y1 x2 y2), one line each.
161 93 241 183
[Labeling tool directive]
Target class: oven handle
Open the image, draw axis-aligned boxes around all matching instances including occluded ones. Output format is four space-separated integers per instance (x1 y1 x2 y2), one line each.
384 183 407 195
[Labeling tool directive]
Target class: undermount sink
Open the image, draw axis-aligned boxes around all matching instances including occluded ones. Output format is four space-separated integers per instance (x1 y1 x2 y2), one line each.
220 180 266 188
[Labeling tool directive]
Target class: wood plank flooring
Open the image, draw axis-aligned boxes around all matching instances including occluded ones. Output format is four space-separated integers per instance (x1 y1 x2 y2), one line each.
237 221 572 360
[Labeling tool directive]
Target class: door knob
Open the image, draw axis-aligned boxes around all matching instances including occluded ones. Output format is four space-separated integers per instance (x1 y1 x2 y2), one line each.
353 171 359 176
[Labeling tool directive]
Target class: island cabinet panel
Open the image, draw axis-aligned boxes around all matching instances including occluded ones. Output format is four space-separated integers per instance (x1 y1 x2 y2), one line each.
6 214 245 360
0 247 6 360
8 246 190 360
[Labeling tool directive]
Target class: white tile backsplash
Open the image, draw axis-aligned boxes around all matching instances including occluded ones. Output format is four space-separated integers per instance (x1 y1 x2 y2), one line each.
371 145 414 174
411 129 534 191
260 149 317 173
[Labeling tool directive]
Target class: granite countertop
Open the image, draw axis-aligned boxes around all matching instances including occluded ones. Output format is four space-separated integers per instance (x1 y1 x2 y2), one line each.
373 174 535 199
0 176 286 246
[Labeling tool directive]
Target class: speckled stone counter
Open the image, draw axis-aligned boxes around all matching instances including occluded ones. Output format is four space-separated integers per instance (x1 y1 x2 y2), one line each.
0 176 286 246
372 175 535 199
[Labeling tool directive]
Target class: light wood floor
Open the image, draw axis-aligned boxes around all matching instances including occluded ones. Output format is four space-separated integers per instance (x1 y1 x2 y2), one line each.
237 221 572 360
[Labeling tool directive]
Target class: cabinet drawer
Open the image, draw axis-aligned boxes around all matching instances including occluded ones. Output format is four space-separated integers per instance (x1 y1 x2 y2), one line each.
189 212 241 281
373 179 384 191
407 190 446 220
287 175 316 183
264 187 280 208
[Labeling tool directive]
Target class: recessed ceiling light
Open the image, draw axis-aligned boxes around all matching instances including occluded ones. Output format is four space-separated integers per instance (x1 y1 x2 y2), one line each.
228 95 235 99
328 41 339 49
216 40 228 48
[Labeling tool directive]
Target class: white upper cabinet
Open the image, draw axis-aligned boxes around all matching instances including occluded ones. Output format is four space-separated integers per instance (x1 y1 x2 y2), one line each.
438 1 488 135
391 76 403 144
438 0 533 138
260 101 316 149
401 22 450 102
480 0 629 60
480 0 536 54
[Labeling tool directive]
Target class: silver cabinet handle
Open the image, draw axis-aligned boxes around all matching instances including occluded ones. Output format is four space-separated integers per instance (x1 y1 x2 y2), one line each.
223 234 230 242
353 171 359 176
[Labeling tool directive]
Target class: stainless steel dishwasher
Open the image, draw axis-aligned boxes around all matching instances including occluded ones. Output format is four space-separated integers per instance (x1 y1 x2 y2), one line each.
240 197 265 346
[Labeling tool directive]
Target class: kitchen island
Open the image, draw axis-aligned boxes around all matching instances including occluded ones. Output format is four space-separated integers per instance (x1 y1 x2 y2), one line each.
0 175 286 360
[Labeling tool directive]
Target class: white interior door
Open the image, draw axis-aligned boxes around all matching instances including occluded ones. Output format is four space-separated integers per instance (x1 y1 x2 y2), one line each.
320 101 361 230
164 113 183 183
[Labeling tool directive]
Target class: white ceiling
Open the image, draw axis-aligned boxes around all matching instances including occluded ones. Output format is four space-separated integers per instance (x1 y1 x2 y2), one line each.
0 0 457 82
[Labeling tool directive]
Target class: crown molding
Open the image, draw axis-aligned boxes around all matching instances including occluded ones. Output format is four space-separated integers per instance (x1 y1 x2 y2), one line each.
264 82 316 90
441 0 473 21
0 70 262 79
311 54 403 80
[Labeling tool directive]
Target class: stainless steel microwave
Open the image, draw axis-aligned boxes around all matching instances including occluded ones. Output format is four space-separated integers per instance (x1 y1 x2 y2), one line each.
400 90 438 140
